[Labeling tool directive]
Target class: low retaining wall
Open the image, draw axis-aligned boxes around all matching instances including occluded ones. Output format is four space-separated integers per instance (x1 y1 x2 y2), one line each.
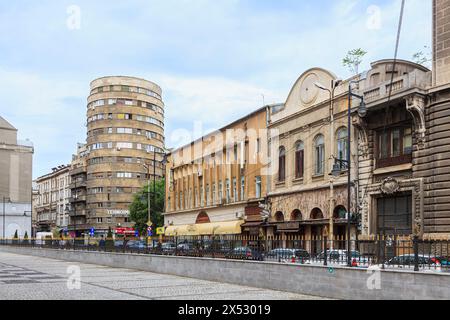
1 246 449 300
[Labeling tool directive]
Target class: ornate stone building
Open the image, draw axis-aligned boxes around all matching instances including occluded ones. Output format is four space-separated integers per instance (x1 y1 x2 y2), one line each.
355 60 431 237
266 68 355 253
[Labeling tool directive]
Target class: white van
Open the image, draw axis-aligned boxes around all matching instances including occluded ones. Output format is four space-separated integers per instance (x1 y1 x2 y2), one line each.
35 232 53 245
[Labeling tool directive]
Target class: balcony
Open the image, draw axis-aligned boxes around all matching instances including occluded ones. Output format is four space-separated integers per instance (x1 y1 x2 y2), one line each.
70 166 86 176
68 209 87 217
70 180 87 189
69 195 86 203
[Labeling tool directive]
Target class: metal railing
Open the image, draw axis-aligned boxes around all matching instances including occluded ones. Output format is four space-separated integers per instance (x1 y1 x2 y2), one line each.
1 235 449 272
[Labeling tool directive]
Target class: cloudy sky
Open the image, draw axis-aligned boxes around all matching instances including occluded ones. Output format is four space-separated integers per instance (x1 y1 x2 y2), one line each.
0 0 432 178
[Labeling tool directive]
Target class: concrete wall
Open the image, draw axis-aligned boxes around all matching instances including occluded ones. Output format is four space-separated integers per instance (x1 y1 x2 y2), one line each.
1 246 449 300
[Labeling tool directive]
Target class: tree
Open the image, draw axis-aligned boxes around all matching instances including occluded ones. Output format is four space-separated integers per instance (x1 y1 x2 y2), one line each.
412 46 431 67
105 227 114 249
343 48 367 75
23 231 29 244
129 179 165 236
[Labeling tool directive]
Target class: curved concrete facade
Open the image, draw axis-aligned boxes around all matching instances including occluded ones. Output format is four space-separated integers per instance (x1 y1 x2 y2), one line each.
85 76 165 233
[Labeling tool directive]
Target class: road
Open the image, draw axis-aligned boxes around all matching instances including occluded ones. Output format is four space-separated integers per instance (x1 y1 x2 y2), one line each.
0 251 326 300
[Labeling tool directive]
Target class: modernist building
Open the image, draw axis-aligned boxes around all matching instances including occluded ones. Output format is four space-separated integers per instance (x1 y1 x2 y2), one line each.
164 107 270 237
34 165 71 234
68 143 88 237
83 76 165 236
0 116 33 238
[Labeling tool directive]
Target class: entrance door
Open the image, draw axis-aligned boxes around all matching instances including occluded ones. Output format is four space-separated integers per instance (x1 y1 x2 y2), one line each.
377 193 412 236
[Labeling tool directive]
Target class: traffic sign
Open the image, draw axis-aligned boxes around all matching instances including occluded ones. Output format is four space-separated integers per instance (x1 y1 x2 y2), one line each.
156 227 165 235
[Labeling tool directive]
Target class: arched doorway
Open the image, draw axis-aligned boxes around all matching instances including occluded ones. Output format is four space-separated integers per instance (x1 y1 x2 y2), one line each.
333 206 347 248
196 212 210 224
310 208 324 255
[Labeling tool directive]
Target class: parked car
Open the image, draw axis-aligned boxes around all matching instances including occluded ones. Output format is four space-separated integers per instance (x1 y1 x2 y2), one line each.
225 247 264 261
383 254 441 271
265 248 310 263
126 240 147 250
161 242 176 253
177 242 193 252
114 240 124 248
314 250 370 267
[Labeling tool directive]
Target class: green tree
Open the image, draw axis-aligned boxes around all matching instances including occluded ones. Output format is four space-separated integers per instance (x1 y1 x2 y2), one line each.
105 226 114 249
129 179 165 235
412 46 431 67
23 231 29 244
13 230 18 239
343 48 367 75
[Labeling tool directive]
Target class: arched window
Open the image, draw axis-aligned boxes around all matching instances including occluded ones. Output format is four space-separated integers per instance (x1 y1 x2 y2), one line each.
196 212 210 224
295 141 304 179
278 147 286 182
333 205 347 219
314 135 325 175
311 208 324 220
274 211 285 222
291 209 302 221
336 127 348 169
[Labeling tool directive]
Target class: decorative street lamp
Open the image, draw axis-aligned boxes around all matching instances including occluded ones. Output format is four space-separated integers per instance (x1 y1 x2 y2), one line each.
2 196 11 243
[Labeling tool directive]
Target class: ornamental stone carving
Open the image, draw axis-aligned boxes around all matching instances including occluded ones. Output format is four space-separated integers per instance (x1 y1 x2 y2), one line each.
380 177 400 195
405 94 426 149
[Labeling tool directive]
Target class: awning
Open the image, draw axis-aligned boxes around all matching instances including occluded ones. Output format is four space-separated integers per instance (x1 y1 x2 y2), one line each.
164 221 244 236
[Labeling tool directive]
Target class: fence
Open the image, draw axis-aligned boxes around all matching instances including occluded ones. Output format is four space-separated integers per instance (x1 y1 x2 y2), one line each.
1 234 450 272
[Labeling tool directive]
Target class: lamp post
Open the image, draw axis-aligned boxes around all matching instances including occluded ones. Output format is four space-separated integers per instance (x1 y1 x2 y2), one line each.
2 196 11 243
142 150 168 241
330 81 366 266
315 80 342 247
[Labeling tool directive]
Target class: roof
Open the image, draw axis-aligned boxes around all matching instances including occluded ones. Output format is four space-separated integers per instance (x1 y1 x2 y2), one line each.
0 116 17 131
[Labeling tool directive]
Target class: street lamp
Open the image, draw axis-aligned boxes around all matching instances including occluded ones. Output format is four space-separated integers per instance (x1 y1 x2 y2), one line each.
2 196 11 243
315 79 342 249
142 149 168 241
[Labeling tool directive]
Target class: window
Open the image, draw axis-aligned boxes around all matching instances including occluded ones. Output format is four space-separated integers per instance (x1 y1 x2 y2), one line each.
295 141 304 179
256 138 261 154
255 176 262 199
218 181 223 202
377 126 413 168
200 186 204 207
212 183 216 204
226 179 230 203
233 178 237 202
240 177 245 201
206 184 210 206
314 135 325 175
278 147 286 182
336 128 348 170
116 142 133 149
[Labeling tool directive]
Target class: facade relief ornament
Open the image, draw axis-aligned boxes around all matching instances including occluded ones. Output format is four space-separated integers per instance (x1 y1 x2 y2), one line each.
405 94 426 149
380 177 400 195
352 116 369 157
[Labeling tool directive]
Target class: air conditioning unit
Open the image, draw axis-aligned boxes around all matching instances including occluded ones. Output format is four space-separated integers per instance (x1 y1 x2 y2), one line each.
197 171 203 177
116 147 121 151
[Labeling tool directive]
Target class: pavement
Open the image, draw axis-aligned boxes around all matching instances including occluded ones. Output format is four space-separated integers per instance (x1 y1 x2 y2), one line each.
0 251 327 300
